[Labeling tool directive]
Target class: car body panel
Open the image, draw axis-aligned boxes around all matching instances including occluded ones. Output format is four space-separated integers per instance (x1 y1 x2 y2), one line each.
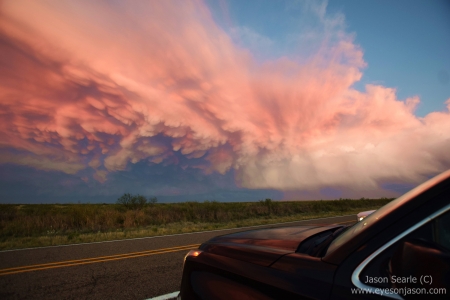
199 225 342 266
182 251 337 300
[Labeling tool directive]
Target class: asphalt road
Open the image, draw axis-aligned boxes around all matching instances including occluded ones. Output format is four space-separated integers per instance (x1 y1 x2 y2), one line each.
0 215 356 300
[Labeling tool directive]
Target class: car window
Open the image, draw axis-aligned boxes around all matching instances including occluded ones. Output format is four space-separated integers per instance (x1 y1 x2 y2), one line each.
435 211 450 250
326 196 410 255
327 174 450 256
359 209 450 289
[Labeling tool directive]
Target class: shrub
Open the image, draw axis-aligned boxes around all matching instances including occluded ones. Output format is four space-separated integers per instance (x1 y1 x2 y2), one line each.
116 193 156 210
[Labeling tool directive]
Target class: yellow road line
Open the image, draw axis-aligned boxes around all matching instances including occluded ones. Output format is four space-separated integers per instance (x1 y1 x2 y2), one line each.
0 220 356 276
0 244 201 276
2 243 201 272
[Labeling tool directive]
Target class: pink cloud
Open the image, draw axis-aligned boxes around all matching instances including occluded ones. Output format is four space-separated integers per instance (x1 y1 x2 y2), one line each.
0 0 449 196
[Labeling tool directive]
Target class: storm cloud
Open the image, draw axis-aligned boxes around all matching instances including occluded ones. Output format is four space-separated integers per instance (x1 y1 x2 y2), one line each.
1 0 449 200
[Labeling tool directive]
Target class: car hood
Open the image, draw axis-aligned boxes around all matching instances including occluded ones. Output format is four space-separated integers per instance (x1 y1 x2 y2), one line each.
199 225 342 267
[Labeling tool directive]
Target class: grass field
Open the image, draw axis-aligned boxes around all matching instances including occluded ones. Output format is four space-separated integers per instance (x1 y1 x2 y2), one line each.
0 198 393 250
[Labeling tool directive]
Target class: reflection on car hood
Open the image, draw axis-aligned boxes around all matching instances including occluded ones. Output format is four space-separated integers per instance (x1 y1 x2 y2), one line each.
199 225 342 267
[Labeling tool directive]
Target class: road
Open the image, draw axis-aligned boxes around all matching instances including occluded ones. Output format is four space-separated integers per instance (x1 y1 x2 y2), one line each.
0 215 356 300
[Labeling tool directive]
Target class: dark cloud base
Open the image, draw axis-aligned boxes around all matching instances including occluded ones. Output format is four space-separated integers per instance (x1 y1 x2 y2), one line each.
0 162 283 204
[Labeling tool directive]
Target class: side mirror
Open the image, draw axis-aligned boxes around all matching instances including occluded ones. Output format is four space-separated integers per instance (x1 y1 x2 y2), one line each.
389 239 450 290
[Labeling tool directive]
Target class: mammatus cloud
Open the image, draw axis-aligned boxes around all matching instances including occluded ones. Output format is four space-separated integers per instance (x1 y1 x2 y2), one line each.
0 0 449 197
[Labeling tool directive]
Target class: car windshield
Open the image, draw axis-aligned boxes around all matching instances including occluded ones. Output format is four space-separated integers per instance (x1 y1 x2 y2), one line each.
325 173 447 255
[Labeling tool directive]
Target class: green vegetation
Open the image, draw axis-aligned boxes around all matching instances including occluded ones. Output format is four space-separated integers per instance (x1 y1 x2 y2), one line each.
0 197 393 250
116 193 157 210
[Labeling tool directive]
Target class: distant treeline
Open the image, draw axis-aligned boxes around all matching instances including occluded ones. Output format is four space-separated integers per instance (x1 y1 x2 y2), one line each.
0 197 393 239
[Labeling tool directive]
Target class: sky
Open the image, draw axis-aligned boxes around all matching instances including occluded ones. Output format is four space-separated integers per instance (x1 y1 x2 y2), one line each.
0 0 449 204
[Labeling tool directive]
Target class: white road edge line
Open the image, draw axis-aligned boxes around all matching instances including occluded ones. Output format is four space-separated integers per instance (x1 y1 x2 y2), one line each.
148 291 179 300
0 214 355 253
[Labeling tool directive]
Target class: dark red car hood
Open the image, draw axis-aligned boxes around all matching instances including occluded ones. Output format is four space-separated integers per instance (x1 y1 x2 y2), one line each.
199 225 342 267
